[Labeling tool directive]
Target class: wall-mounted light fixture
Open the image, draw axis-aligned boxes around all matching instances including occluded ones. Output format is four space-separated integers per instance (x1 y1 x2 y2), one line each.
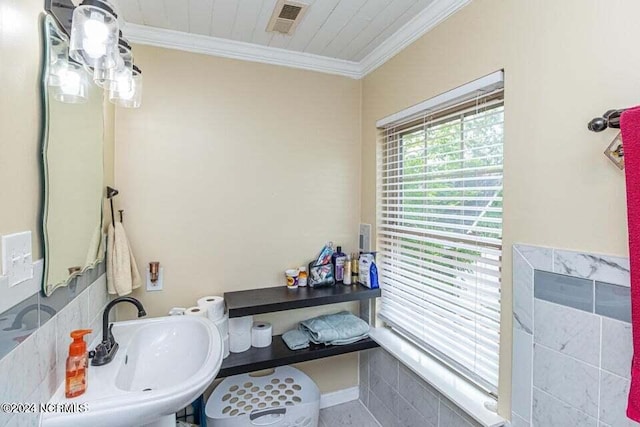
45 0 143 108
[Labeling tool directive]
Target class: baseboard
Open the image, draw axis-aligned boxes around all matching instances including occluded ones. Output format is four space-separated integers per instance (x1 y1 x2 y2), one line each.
319 386 360 409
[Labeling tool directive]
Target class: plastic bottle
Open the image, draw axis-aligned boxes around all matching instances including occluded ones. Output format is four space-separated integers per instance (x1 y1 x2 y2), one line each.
332 246 347 282
351 253 359 284
298 266 308 287
343 254 352 285
65 329 92 398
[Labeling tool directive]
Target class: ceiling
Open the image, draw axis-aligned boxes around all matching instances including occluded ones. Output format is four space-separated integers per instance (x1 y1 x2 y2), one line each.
114 0 470 78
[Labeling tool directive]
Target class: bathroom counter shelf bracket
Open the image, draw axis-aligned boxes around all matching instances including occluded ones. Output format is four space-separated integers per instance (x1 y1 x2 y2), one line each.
218 284 380 378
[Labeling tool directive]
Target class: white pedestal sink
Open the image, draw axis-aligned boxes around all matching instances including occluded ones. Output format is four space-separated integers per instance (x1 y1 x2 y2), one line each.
43 315 223 427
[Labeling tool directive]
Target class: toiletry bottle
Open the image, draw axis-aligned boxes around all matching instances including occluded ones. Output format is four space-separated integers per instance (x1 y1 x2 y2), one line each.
65 329 92 398
332 246 347 282
351 253 359 284
298 266 308 287
343 254 352 285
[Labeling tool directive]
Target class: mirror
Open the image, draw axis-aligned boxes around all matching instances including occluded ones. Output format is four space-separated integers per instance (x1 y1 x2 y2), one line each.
41 14 105 296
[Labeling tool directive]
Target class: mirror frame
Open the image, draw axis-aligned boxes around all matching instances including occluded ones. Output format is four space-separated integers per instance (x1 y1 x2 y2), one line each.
39 13 106 296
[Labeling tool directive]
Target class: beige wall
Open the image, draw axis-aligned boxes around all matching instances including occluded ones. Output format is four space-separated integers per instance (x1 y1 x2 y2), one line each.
114 45 362 393
0 0 44 267
361 0 640 416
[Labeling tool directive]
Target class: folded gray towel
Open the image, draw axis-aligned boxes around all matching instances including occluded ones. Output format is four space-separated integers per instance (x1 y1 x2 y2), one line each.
282 329 310 350
299 311 369 346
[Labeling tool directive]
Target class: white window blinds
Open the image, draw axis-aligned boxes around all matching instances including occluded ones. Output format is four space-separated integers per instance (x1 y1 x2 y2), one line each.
377 72 504 394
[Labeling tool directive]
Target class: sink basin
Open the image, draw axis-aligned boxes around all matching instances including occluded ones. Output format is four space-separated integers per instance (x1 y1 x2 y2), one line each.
42 315 223 427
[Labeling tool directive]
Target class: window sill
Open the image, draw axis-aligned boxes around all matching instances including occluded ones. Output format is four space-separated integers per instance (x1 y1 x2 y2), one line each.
368 327 506 427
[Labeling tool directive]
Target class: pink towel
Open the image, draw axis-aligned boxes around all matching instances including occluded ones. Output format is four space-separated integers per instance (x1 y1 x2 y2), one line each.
621 106 640 423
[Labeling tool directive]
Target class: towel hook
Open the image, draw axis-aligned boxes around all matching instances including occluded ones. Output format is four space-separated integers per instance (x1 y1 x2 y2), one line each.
106 186 119 227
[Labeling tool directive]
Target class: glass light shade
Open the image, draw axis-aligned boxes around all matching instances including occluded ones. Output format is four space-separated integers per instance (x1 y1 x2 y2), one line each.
52 60 89 104
94 37 133 89
69 0 119 71
109 65 142 108
48 36 69 88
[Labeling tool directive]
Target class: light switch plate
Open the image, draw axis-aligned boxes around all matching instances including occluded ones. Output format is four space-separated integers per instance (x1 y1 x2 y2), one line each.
146 267 164 292
1 231 33 287
359 223 372 253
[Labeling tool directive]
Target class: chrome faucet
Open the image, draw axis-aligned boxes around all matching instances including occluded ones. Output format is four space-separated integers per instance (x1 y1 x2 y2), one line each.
91 296 146 366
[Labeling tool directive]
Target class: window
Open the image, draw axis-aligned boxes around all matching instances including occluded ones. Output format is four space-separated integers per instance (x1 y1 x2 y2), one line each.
377 73 504 394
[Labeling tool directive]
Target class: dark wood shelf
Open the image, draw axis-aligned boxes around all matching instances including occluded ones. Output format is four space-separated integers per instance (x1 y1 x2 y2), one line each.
224 284 381 318
217 335 379 378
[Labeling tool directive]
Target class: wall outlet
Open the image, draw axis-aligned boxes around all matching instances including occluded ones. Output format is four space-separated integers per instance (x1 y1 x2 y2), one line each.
359 223 372 253
146 267 164 292
1 231 33 287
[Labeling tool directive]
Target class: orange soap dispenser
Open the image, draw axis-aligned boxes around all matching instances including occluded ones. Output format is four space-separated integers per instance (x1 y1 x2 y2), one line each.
65 329 92 398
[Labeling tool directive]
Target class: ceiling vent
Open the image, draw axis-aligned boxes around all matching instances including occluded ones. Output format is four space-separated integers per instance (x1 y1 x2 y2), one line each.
266 0 308 35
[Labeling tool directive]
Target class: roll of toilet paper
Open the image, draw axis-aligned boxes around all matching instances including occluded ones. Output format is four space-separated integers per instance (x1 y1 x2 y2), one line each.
197 296 225 321
251 322 273 348
229 315 253 353
229 331 251 353
185 306 206 317
212 313 229 336
223 335 230 359
228 315 253 335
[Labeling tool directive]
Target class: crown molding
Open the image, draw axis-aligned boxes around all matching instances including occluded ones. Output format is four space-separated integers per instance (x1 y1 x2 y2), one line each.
123 0 470 80
358 0 471 76
123 24 363 79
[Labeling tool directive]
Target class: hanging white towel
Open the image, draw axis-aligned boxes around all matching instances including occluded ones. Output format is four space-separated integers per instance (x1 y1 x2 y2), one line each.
107 222 142 296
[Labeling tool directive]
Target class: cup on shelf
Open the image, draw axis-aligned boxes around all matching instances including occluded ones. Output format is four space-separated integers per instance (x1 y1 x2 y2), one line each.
285 269 300 289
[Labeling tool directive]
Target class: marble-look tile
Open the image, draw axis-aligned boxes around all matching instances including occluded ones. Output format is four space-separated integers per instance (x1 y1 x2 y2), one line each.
0 348 21 427
398 365 438 426
513 248 533 334
369 348 398 388
87 275 108 322
360 350 369 407
533 344 599 416
367 388 397 427
97 260 106 277
439 399 481 427
599 371 640 427
43 278 85 322
532 388 597 427
360 350 369 386
7 386 46 427
553 249 630 287
601 317 633 378
0 336 42 424
0 293 39 362
511 413 529 427
360 382 369 408
88 314 104 353
534 270 593 313
533 299 600 365
398 395 434 427
514 244 553 271
596 281 631 323
34 318 57 394
512 328 532 421
5 410 39 427
13 332 43 402
319 400 380 427
370 371 398 415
